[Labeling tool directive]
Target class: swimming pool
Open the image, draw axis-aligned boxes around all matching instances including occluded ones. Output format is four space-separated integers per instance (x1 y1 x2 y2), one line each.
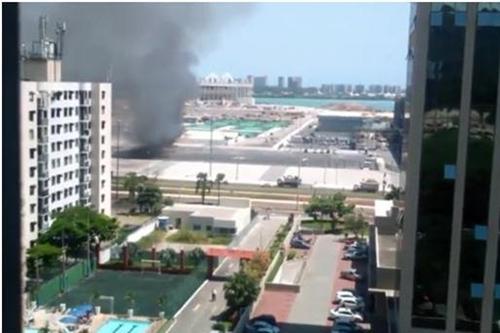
97 319 151 333
185 119 290 138
24 329 38 333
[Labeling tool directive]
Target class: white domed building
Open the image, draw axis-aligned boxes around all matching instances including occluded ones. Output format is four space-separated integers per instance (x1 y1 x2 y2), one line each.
198 73 254 105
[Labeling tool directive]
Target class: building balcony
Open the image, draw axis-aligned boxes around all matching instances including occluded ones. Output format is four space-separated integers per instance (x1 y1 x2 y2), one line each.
80 130 91 137
38 189 49 197
38 169 49 179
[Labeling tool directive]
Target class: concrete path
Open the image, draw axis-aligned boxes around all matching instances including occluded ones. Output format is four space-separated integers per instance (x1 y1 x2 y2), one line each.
285 235 341 332
167 214 286 333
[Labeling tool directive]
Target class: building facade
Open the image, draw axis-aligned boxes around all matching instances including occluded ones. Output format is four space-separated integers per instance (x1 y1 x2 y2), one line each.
253 76 267 89
198 73 254 105
399 3 500 333
20 17 112 252
287 76 303 91
278 76 285 89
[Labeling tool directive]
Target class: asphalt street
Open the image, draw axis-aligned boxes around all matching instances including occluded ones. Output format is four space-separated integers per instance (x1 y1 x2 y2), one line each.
117 145 368 169
167 214 286 333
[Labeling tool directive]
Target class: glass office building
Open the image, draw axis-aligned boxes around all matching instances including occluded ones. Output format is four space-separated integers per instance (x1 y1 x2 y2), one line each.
399 3 500 333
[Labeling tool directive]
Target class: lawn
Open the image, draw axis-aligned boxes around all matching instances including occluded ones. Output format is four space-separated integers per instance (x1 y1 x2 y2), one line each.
136 230 168 249
48 266 207 318
300 219 347 234
166 229 231 245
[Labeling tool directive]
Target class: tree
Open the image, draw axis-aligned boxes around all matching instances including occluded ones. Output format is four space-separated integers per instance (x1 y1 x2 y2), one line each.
195 172 213 205
304 193 355 231
122 172 148 201
136 184 163 214
384 185 401 200
243 250 270 281
223 271 260 310
344 213 369 238
27 243 62 268
39 206 118 257
214 173 226 205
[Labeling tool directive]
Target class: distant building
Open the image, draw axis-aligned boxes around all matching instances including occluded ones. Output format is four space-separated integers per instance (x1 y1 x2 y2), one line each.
199 73 254 105
346 84 353 94
287 76 302 91
354 84 365 94
20 16 112 253
278 76 285 89
320 84 335 95
331 84 344 94
253 76 267 89
368 84 383 94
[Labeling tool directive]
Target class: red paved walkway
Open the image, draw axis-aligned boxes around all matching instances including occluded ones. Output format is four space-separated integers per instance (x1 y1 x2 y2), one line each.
253 289 298 323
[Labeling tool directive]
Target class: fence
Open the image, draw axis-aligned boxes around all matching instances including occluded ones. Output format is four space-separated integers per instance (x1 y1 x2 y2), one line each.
34 258 96 306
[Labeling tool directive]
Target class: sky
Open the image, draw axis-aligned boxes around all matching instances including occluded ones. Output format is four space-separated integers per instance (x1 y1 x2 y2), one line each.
194 3 411 87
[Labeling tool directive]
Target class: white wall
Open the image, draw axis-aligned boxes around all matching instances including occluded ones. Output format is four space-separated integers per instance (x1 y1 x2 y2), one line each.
126 220 156 243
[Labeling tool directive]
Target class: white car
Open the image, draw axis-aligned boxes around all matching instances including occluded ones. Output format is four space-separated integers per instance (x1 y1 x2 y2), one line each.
335 294 364 305
336 290 357 299
339 297 365 310
330 307 364 322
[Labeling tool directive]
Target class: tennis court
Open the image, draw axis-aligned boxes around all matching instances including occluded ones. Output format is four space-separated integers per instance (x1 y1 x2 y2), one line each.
49 263 206 318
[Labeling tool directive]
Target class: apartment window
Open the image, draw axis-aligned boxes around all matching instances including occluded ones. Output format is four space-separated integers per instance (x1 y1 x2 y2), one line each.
51 177 55 186
29 185 36 196
101 121 105 129
51 125 55 134
101 165 105 174
88 91 92 98
29 167 36 178
101 90 106 99
30 204 36 214
193 225 201 231
29 91 35 102
75 91 79 99
101 150 105 158
29 129 35 140
64 108 68 117
51 159 56 168
30 222 37 233
29 111 36 122
51 194 56 202
101 194 105 202
101 105 105 114
101 209 105 214
101 180 105 188
64 189 68 198
29 148 36 159
101 136 105 144
64 91 68 100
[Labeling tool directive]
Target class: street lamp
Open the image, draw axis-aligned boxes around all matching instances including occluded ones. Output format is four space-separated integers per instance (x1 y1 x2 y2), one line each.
296 157 308 210
234 156 245 181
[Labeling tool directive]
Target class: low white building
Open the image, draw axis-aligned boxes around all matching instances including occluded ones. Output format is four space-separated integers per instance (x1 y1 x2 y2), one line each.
162 198 251 235
198 73 254 105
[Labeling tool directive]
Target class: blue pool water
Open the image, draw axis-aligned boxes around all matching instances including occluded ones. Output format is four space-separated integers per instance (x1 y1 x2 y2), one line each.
97 319 151 333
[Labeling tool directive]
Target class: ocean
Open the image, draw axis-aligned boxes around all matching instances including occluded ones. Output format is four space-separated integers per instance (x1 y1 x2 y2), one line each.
255 97 395 112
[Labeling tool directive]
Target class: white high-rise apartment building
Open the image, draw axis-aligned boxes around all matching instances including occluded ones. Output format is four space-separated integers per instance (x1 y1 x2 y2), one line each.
20 17 112 253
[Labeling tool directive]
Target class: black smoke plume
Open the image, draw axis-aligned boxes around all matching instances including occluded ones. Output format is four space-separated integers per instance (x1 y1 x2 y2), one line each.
20 3 252 146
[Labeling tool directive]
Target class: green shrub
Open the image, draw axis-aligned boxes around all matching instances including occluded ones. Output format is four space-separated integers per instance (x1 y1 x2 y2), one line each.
286 250 297 261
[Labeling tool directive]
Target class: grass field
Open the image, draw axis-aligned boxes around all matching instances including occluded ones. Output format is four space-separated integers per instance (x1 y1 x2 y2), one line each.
48 266 206 318
166 229 231 245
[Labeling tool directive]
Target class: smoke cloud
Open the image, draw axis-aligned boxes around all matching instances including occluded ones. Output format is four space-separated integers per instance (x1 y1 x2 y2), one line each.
20 3 252 146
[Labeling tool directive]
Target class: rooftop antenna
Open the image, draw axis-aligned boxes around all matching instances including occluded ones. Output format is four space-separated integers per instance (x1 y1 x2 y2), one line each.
39 15 48 42
55 21 67 59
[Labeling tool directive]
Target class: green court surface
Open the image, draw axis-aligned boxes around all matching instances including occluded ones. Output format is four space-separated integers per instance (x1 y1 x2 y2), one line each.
49 264 206 318
185 119 289 137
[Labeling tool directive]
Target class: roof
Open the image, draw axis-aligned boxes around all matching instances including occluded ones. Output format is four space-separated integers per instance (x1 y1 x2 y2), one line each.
375 200 394 218
375 229 399 269
163 203 242 220
205 246 256 259
318 110 394 119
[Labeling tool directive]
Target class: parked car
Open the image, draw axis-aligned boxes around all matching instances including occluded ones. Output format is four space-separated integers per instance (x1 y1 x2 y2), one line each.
290 238 310 249
329 307 364 322
338 297 365 311
343 251 368 261
344 243 368 252
331 320 362 333
245 315 280 333
277 175 301 188
336 290 359 300
293 232 312 244
340 270 363 281
334 294 364 305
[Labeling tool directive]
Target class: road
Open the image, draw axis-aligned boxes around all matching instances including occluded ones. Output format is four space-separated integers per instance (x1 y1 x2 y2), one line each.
117 145 368 169
167 214 287 333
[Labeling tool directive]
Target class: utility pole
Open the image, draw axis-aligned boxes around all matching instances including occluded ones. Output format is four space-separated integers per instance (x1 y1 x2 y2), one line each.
209 117 213 178
115 120 121 200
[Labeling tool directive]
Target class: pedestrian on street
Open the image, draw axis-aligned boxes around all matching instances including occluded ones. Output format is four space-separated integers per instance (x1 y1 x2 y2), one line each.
211 289 217 302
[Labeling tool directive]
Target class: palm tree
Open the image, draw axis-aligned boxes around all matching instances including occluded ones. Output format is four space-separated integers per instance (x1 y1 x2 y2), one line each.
195 172 213 205
214 173 226 205
123 172 148 202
